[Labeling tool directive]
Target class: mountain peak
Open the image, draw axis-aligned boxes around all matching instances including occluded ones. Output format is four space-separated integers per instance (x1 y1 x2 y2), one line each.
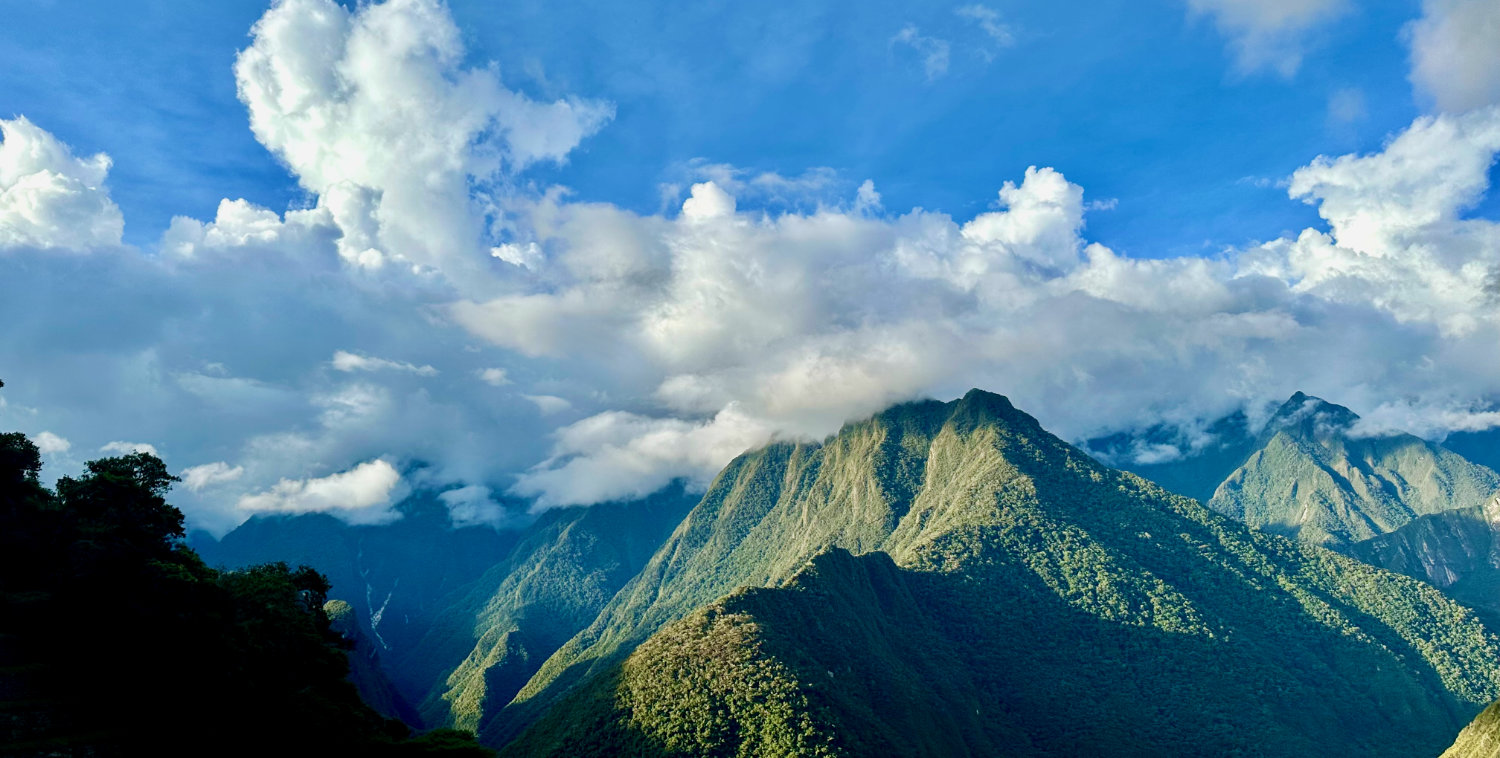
1264 391 1359 439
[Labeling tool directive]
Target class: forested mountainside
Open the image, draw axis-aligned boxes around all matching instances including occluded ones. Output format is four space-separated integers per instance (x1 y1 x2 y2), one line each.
198 486 697 733
414 487 696 732
1204 392 1498 547
488 390 1500 756
194 496 515 707
0 430 493 757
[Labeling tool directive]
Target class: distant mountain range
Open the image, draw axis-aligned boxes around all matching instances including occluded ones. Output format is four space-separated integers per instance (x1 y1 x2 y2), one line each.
198 388 1500 755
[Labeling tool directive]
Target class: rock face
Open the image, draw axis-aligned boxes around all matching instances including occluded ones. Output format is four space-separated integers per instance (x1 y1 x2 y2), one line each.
490 390 1500 757
1207 392 1500 547
1351 497 1500 589
1349 495 1500 626
1443 700 1500 758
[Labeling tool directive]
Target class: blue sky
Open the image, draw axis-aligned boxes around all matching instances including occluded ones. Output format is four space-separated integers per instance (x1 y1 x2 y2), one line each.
2 0 1499 530
0 0 1445 255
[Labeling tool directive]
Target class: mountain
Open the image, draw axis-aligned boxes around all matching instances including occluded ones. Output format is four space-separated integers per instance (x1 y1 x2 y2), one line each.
196 495 517 708
488 390 1500 755
1443 699 1500 758
1349 495 1500 624
410 486 697 731
1206 392 1500 547
325 598 420 724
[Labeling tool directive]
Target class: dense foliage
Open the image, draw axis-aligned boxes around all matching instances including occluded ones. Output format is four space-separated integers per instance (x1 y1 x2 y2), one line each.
194 491 517 714
499 390 1500 756
0 424 492 757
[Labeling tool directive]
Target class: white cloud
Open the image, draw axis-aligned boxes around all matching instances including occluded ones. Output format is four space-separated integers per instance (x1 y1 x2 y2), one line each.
0 117 124 250
956 5 1015 50
100 441 159 456
1407 0 1500 112
891 26 951 81
477 367 511 386
438 484 507 526
515 405 775 509
1186 0 1346 76
34 431 70 455
331 350 438 376
231 0 613 276
180 461 246 492
525 394 573 415
237 458 406 524
446 106 1500 500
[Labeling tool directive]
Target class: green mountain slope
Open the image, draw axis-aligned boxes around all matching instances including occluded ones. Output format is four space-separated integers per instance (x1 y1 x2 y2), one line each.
1349 496 1500 623
412 486 696 731
1443 700 1500 758
1207 392 1499 547
492 390 1500 755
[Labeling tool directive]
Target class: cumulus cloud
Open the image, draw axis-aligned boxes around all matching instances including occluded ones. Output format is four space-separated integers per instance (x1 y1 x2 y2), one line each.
33 431 70 455
1186 0 1346 76
8 2 1500 528
447 106 1500 503
0 117 124 250
514 405 775 510
181 461 246 492
100 441 159 456
1406 0 1500 113
331 350 438 376
237 458 406 524
232 0 612 276
477 368 510 386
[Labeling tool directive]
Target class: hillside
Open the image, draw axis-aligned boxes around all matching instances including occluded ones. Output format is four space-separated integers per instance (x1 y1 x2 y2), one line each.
1444 700 1500 758
489 390 1500 755
412 486 697 731
196 496 516 708
1207 392 1499 547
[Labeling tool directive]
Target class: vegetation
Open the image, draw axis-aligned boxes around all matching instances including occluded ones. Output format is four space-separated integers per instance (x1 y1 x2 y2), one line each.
497 389 1500 756
194 491 516 712
1206 392 1499 547
414 486 696 731
1442 699 1500 758
0 419 493 756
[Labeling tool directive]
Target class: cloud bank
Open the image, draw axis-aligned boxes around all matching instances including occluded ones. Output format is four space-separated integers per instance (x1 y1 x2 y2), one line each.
3 0 1500 530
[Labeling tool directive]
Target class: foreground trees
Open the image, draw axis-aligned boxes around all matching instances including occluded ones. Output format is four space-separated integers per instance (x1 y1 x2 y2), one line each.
0 421 491 758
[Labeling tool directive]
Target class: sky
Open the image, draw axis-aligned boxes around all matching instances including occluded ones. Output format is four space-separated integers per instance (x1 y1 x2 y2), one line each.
1 0 1498 532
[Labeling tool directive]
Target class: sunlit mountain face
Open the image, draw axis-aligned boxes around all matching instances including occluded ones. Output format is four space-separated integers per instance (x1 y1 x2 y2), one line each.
3 0 1500 756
